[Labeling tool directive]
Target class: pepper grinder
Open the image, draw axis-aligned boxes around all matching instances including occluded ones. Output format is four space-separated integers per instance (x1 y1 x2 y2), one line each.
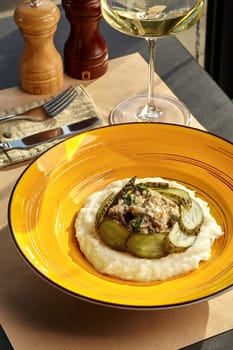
62 0 108 80
14 0 63 95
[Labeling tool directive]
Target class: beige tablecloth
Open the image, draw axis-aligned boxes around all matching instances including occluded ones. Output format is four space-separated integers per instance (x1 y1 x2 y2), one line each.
0 53 232 350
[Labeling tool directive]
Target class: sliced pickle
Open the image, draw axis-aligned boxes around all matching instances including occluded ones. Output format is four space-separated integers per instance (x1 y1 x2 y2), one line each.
98 219 130 251
136 182 169 190
165 223 196 254
126 233 165 259
112 176 136 205
179 199 204 235
155 187 192 206
95 193 115 227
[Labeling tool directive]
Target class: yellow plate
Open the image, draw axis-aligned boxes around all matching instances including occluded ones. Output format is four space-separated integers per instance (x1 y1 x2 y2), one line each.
9 124 233 309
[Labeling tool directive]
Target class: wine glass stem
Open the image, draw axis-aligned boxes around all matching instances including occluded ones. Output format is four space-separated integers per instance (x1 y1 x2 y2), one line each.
138 38 161 120
148 38 156 107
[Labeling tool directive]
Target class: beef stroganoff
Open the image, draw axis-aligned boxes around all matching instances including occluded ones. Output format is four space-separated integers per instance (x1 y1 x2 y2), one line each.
75 177 223 282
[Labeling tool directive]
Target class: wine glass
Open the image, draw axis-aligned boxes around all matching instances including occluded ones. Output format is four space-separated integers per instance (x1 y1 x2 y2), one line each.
101 0 204 125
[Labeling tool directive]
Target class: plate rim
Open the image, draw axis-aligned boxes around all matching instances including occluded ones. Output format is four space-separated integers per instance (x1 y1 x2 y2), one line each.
8 123 233 310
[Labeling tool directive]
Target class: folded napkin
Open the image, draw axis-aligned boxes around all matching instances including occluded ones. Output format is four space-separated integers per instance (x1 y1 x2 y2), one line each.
0 85 103 168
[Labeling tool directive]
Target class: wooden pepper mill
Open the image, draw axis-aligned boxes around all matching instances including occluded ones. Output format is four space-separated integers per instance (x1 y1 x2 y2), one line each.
14 0 63 95
62 0 108 80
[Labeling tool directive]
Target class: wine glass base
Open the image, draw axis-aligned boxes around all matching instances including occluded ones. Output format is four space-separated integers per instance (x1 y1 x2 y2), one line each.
109 94 191 126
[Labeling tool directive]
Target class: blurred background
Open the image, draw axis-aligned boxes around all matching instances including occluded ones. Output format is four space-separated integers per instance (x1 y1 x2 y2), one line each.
1 0 233 100
0 0 207 67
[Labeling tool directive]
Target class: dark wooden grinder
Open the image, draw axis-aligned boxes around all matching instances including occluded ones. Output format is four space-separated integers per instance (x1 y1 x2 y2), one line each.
62 0 108 80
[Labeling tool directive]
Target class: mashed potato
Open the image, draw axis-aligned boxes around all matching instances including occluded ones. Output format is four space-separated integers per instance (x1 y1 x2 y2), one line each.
75 178 223 282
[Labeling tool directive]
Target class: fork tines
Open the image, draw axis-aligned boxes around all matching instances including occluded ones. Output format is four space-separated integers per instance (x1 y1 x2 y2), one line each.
43 85 78 117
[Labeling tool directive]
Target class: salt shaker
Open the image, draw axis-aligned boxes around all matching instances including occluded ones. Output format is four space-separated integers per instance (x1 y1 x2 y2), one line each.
14 0 63 95
62 0 108 80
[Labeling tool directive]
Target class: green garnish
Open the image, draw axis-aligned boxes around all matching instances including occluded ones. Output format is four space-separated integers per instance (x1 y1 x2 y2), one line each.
133 217 143 233
124 194 131 205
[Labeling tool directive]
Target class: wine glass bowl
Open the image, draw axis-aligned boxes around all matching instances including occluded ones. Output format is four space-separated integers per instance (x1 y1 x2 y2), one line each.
101 0 204 125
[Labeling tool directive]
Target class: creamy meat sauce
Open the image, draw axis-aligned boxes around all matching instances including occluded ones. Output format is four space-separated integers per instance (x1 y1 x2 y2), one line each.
108 187 179 234
75 178 223 282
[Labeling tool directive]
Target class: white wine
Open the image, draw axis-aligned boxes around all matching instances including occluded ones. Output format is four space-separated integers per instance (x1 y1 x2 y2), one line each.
101 1 204 38
100 1 198 125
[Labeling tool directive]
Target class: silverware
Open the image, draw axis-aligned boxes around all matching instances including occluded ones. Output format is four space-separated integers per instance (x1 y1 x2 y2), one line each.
0 117 99 150
0 85 78 122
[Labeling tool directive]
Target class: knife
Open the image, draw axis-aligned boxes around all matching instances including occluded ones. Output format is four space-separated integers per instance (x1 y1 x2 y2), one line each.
0 117 99 150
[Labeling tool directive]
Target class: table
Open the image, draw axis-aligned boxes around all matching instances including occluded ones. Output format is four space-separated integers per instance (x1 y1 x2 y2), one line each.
1 9 233 141
0 6 233 350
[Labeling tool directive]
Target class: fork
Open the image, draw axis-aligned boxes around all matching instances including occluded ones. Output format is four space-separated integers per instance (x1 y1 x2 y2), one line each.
0 85 78 122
